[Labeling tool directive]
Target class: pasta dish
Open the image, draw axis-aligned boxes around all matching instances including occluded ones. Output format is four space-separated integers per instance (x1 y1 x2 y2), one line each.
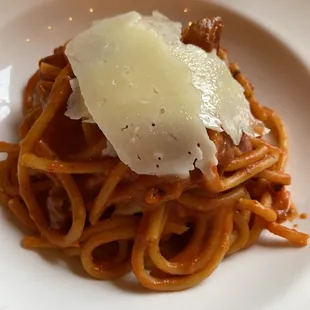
0 12 308 292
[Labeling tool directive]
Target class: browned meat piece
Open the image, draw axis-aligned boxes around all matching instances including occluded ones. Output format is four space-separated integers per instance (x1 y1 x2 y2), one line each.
39 50 68 69
217 133 234 173
272 188 292 223
208 131 234 173
238 134 253 153
46 186 71 230
182 17 223 53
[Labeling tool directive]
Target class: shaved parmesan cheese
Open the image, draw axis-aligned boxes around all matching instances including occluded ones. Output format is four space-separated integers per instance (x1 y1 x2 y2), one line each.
65 11 266 177
65 78 93 123
102 140 117 158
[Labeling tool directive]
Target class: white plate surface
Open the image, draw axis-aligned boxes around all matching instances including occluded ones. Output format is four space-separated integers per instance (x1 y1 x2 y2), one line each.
0 1 309 309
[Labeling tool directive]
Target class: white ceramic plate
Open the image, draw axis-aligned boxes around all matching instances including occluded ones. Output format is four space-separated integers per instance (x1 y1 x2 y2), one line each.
0 0 309 309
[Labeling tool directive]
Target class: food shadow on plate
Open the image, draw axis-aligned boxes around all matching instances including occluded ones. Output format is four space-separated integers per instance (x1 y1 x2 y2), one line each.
256 236 298 249
0 206 88 278
0 206 159 292
33 248 89 279
112 275 152 294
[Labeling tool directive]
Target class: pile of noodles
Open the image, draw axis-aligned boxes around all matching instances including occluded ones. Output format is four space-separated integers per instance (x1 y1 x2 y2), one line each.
0 17 307 291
